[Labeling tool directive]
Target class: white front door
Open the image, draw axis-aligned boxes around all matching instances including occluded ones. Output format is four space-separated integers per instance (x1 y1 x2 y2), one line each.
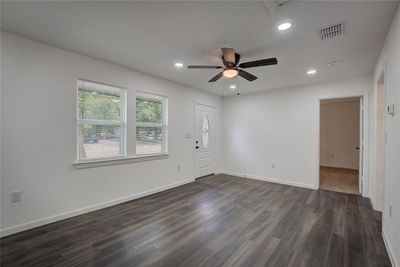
194 103 216 178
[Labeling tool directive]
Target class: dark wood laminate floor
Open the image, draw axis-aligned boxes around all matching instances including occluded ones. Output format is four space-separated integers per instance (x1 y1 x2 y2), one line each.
1 174 390 267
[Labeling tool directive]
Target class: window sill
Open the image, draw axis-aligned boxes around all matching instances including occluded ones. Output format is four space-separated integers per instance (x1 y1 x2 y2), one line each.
73 153 169 169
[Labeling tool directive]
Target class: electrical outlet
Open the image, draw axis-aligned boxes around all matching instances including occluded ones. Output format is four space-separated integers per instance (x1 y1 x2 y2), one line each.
11 191 22 203
177 165 181 171
271 162 276 168
389 205 392 217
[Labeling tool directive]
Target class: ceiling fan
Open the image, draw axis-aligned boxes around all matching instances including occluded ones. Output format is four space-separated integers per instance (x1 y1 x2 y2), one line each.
187 48 278 82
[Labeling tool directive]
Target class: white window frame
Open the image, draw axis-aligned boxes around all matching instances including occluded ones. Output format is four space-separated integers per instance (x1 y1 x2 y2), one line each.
136 91 168 155
76 79 127 162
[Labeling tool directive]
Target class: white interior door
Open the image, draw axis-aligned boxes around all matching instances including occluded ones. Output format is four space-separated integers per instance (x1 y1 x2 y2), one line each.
194 103 216 178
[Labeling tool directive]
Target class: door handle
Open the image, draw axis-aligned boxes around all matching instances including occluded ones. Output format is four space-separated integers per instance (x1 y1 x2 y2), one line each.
196 146 199 149
356 147 360 150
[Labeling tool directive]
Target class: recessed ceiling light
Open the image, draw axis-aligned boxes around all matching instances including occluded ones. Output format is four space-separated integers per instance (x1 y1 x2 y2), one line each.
229 85 237 90
174 62 184 68
277 21 292 31
307 69 317 75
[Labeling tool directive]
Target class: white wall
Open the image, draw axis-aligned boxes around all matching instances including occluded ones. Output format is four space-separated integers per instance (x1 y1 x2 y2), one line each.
0 32 222 236
371 5 400 267
320 100 360 170
221 76 371 190
370 82 386 212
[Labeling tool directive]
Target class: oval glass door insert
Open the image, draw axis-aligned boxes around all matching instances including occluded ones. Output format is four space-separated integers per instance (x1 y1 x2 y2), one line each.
202 116 210 149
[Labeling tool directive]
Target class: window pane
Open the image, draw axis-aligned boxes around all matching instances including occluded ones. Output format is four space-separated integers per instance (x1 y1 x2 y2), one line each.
136 126 163 154
79 124 121 159
78 85 121 121
136 97 162 123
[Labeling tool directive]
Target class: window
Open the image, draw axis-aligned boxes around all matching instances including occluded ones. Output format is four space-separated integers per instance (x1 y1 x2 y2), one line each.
77 80 126 161
136 92 167 155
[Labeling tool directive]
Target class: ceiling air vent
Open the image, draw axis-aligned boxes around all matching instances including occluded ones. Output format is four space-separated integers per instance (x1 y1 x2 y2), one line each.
320 23 344 40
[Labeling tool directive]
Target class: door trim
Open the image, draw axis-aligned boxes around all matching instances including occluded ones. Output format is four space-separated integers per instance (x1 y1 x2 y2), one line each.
193 102 217 179
315 92 370 196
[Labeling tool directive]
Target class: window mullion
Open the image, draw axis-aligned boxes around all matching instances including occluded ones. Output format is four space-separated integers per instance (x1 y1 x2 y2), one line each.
136 122 163 127
78 119 121 126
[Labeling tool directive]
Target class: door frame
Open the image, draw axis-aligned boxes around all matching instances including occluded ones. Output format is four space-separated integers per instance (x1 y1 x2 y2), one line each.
193 102 217 179
315 92 369 196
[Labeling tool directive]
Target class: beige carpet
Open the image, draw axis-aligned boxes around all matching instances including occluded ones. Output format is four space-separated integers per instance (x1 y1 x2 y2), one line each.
320 166 359 194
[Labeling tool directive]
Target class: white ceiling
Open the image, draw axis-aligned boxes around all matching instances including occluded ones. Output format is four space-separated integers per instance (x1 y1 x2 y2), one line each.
1 0 399 95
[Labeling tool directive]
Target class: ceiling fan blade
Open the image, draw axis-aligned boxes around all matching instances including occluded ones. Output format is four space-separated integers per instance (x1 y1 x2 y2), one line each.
238 69 258 81
239 57 278 69
187 65 223 69
222 48 235 65
208 72 224 82
235 53 241 66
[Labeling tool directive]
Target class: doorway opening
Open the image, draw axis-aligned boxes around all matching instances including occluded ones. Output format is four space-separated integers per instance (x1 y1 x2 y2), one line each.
319 97 362 194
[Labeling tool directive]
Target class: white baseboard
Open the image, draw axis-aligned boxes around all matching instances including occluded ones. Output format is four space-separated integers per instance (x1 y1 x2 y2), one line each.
383 229 399 267
0 178 194 238
369 196 383 212
220 171 317 190
370 197 377 211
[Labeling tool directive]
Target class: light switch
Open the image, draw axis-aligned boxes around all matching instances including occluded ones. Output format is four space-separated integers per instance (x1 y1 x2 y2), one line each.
387 102 395 116
184 133 192 138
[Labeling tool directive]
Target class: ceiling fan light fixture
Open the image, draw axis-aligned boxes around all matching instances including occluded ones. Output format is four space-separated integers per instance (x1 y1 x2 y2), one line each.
223 68 239 78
